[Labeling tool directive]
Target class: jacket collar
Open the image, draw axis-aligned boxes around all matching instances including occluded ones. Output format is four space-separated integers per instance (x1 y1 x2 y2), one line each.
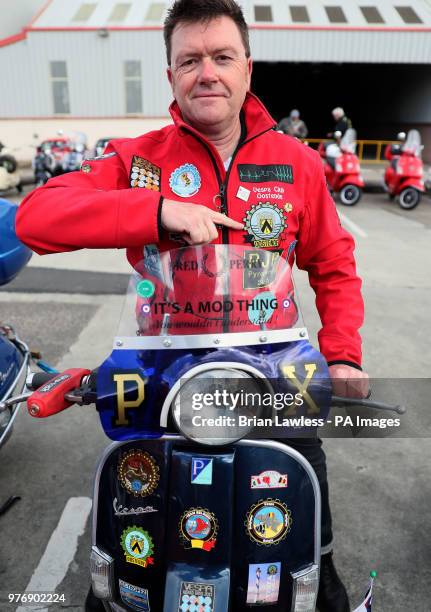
168 92 276 142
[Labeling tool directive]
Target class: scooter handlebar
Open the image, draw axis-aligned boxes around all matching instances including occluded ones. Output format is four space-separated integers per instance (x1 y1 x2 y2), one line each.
27 368 91 418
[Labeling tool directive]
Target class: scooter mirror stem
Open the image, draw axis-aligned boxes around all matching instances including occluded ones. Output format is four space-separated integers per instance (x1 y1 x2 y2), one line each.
331 395 406 415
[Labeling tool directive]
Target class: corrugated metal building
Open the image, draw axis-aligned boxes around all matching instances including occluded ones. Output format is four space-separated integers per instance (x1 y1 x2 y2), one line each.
1 0 431 151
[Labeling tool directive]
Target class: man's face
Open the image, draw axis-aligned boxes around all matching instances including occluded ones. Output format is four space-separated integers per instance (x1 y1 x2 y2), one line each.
167 16 252 132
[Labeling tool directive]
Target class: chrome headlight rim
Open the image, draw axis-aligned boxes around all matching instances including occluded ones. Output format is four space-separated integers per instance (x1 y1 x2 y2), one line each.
160 362 273 446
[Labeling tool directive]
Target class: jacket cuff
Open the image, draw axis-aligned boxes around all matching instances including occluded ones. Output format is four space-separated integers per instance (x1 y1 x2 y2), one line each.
327 360 362 371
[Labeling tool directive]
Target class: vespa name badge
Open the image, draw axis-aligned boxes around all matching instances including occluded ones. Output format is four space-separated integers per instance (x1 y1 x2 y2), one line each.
245 499 292 545
120 526 154 568
169 163 201 198
179 507 218 551
178 582 215 612
251 471 288 490
118 450 160 497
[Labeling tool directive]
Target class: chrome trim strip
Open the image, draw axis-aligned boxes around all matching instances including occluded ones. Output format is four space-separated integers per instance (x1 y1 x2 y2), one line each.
92 436 320 565
113 327 308 350
159 361 273 427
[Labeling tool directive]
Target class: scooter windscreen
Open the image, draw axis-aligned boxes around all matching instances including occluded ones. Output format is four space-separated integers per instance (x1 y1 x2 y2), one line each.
97 246 331 444
402 129 421 156
116 244 306 348
340 128 357 154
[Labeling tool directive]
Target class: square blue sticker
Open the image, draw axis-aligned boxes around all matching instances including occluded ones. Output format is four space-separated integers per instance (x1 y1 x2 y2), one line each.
191 458 213 485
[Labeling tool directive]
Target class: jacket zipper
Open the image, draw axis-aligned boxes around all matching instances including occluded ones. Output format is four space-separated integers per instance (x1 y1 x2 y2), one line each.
188 125 275 332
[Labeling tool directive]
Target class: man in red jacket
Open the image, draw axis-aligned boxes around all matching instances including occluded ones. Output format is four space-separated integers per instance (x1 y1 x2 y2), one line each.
17 1 368 610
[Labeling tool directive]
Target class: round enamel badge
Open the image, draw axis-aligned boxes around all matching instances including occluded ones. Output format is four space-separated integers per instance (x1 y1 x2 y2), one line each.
179 507 218 551
245 499 292 545
169 164 201 197
118 450 160 497
120 525 154 567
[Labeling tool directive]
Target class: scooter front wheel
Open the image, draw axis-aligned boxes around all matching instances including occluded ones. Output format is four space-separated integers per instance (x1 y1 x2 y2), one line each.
339 184 362 206
398 187 420 210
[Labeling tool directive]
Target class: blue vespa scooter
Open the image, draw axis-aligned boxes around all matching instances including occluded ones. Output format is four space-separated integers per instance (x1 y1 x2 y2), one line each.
0 198 33 450
12 245 398 611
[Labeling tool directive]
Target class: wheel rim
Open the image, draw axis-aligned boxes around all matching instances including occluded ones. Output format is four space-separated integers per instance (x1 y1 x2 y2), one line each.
341 185 360 204
400 189 419 208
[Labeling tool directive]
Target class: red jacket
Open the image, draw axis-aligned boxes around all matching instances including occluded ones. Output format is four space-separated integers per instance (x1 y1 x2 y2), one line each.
16 93 364 366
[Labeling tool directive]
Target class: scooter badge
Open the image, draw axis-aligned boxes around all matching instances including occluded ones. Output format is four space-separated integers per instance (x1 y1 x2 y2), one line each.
118 450 160 497
119 579 150 611
169 164 201 198
179 507 218 551
245 499 292 545
246 562 281 605
120 526 154 568
250 470 288 489
178 582 215 611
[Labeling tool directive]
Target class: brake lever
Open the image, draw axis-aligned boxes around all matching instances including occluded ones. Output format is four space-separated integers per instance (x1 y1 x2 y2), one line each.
331 395 406 415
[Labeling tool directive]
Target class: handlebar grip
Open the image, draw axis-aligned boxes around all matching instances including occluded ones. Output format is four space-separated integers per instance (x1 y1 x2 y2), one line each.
27 368 91 418
27 371 58 391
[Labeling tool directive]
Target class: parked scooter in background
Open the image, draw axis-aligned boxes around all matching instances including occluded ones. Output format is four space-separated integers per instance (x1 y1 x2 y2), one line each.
0 142 22 194
0 198 56 449
0 199 32 449
318 129 364 206
384 130 425 210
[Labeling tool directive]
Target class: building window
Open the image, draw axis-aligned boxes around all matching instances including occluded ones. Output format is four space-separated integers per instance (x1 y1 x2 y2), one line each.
395 6 423 24
325 6 347 23
254 5 273 22
124 61 142 114
145 3 166 21
360 6 385 24
50 61 70 114
109 3 131 22
290 6 310 23
72 3 97 22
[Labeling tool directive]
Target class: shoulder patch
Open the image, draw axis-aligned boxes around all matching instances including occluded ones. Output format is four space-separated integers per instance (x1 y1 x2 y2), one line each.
129 156 161 191
84 151 117 162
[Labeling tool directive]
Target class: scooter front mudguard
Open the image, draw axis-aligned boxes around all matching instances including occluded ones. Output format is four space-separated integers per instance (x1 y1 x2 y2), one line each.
92 436 320 612
398 178 425 193
338 174 365 189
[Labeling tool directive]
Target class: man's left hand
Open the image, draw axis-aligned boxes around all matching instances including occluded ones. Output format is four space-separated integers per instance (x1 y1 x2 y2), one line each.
328 364 369 399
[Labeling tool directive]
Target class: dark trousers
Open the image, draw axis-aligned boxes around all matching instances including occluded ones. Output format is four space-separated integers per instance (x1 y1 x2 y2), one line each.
279 437 333 551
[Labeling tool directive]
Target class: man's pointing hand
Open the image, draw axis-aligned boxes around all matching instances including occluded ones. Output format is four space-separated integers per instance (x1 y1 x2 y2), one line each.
161 199 244 245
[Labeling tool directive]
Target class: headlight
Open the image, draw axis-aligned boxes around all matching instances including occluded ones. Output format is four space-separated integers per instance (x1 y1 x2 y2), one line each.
90 546 114 600
167 362 272 446
291 565 319 611
335 163 343 172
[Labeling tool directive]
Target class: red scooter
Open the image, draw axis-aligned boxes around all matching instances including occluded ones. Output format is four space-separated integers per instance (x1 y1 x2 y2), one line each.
318 129 364 206
384 130 425 210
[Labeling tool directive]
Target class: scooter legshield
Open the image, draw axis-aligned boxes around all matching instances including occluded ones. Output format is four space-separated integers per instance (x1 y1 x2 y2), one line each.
92 437 320 612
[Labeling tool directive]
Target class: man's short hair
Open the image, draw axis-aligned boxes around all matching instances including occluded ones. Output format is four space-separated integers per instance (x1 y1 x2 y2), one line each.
164 0 251 65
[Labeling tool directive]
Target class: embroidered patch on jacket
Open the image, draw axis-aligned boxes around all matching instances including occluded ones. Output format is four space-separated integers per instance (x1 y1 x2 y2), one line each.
243 203 287 248
238 164 294 184
130 156 161 191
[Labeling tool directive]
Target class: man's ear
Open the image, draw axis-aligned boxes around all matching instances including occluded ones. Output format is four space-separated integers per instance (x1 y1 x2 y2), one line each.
247 57 253 90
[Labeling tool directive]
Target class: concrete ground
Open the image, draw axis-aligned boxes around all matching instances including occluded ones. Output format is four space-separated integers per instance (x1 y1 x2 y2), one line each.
0 186 430 611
